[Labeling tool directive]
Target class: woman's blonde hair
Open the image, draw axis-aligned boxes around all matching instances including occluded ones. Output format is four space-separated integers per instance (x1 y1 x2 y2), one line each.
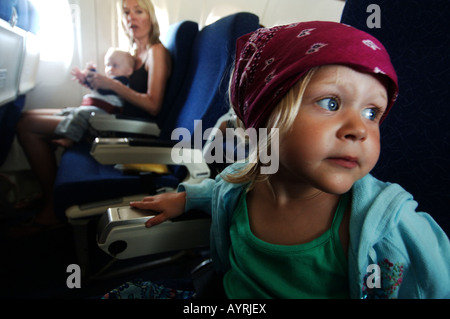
224 67 318 190
121 0 161 51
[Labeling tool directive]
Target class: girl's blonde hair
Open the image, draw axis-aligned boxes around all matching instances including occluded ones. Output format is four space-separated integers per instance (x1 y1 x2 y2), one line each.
224 67 318 190
121 0 161 52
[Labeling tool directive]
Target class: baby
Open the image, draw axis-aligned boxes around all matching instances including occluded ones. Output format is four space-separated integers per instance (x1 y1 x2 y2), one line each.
53 48 135 147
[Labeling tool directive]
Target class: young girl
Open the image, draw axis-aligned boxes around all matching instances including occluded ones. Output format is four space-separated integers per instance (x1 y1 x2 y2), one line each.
106 21 450 299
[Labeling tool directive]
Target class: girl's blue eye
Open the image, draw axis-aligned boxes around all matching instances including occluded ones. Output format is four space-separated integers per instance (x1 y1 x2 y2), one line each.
362 108 378 121
317 98 339 111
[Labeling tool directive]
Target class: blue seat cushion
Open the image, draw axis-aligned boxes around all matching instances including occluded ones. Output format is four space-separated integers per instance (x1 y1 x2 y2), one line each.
53 143 182 218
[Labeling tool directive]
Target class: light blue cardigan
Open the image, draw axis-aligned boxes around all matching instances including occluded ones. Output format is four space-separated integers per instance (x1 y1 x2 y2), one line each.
179 164 450 299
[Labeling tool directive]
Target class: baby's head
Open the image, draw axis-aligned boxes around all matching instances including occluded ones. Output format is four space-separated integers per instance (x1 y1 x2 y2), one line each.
104 48 135 78
228 21 399 192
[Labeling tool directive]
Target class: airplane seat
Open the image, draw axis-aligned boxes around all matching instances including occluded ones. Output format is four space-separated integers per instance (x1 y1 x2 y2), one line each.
14 0 29 31
53 13 260 279
341 0 450 236
55 13 259 280
88 21 199 137
157 20 199 129
56 13 259 222
0 0 15 22
53 20 199 221
93 12 259 263
0 0 40 166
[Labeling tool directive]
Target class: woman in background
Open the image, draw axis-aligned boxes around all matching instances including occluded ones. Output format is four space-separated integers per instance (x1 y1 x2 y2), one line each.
14 0 171 236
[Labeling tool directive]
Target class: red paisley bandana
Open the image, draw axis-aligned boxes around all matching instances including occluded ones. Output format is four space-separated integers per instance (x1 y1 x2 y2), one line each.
230 21 399 129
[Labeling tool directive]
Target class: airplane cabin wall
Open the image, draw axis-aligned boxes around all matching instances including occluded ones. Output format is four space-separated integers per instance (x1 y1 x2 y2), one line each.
22 0 345 112
153 0 345 28
1 0 345 172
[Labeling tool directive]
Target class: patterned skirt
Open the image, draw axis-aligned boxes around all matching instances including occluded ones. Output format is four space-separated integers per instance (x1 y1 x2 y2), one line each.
102 280 195 299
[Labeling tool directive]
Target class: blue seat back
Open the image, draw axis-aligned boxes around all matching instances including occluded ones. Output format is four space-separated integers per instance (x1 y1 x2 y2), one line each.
0 0 15 23
158 20 198 128
161 13 260 143
160 12 259 180
15 0 39 34
15 0 29 31
0 0 39 33
341 0 450 235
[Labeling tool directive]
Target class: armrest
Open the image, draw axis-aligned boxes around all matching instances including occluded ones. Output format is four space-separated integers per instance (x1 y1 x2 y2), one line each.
92 137 212 260
97 206 210 259
90 137 210 184
89 113 161 137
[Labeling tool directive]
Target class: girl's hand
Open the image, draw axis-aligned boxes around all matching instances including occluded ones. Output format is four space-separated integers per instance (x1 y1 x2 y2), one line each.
130 192 187 228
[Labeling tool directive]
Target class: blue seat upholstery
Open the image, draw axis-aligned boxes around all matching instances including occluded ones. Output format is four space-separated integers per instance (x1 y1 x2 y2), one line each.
0 0 15 22
341 0 450 235
158 20 198 128
159 13 260 142
15 0 39 34
53 13 260 220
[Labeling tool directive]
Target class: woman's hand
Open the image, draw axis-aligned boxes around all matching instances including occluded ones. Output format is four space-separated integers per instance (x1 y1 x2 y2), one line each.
130 192 187 228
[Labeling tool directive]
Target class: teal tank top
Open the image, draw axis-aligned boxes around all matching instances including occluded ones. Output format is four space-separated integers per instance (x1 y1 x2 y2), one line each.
223 192 350 299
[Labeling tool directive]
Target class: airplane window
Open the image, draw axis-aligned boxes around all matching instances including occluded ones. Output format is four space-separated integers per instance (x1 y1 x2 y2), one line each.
155 5 169 40
29 0 74 65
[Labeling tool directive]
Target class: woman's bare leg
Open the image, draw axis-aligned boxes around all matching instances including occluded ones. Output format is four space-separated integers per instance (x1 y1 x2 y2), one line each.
52 137 75 148
16 109 64 225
